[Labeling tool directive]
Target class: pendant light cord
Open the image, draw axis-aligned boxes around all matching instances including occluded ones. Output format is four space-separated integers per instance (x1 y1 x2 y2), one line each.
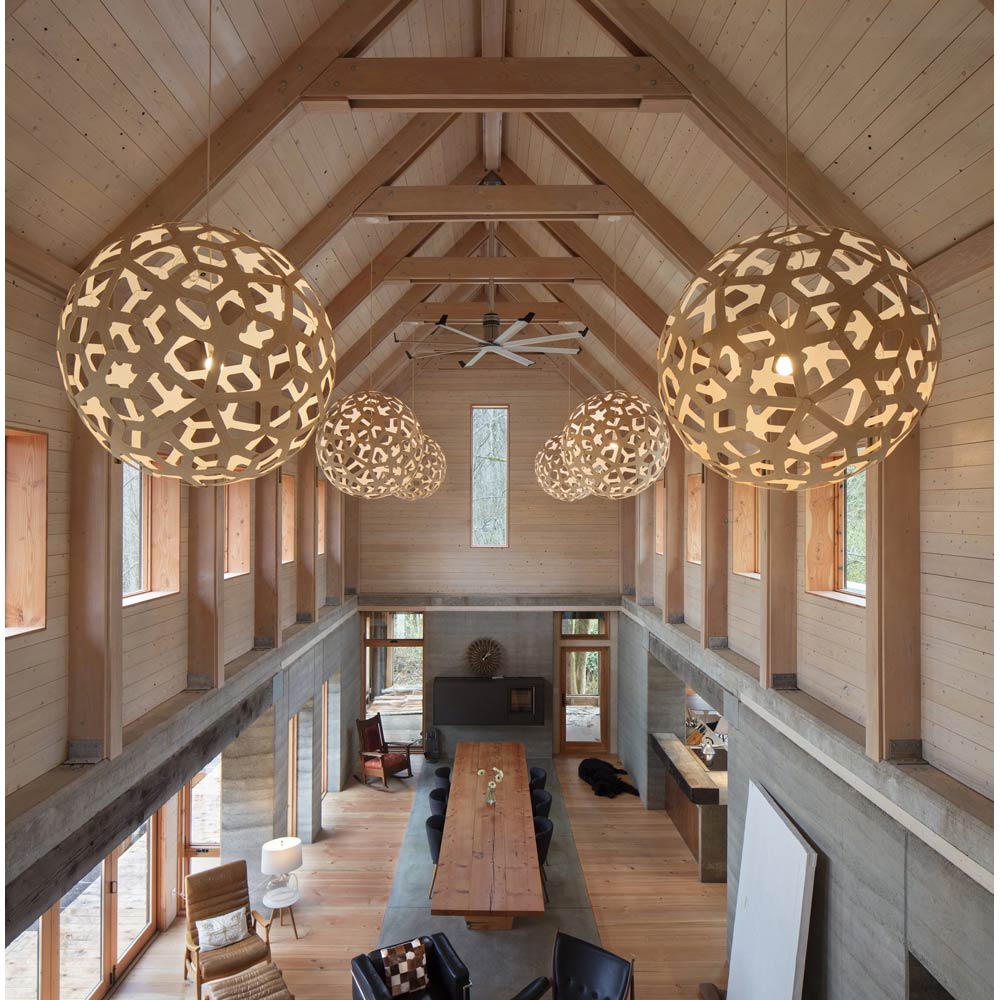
784 0 790 230
613 215 620 390
206 0 212 226
368 254 374 389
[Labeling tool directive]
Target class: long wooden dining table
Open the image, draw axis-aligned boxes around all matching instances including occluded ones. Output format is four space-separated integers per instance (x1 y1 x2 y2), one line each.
430 741 546 930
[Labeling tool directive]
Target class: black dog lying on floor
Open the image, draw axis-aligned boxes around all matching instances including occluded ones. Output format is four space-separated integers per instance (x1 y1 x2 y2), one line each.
578 758 640 798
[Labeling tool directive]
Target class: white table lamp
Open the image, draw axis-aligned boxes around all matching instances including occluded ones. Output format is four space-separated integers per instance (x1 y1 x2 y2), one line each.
261 837 303 895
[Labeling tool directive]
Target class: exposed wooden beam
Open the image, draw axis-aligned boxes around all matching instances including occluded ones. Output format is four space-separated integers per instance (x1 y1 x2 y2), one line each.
187 486 225 690
498 159 669 337
283 113 458 265
867 433 923 763
481 0 507 171
84 0 417 266
915 224 994 296
699 469 728 649
759 491 797 688
303 57 687 111
5 232 79 297
386 256 600 283
357 184 629 222
662 428 685 624
495 223 657 394
582 0 888 240
325 159 486 328
253 473 281 650
336 224 489 384
296 450 319 625
529 112 710 273
406 300 579 323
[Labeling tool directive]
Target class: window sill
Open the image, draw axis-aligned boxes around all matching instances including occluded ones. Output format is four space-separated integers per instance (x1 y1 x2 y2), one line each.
281 559 295 566
733 571 761 581
224 570 250 581
5 623 46 639
686 559 702 566
806 589 866 609
123 588 180 609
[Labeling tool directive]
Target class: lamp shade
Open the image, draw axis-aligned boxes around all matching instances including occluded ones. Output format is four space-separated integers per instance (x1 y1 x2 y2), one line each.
261 837 303 875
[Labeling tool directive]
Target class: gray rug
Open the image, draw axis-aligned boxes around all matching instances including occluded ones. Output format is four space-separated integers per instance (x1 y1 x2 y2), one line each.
378 755 601 1000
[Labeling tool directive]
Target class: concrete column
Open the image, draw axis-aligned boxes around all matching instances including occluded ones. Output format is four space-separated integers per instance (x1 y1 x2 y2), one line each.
296 697 323 842
325 645 344 792
221 706 282 907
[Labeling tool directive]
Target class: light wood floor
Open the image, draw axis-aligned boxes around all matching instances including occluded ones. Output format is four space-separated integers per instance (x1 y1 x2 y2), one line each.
113 755 727 999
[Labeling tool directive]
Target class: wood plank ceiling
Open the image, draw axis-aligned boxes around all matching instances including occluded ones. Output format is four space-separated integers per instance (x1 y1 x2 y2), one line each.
5 0 993 398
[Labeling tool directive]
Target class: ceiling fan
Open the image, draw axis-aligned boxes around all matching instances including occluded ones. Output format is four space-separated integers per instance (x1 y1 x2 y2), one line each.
405 309 588 369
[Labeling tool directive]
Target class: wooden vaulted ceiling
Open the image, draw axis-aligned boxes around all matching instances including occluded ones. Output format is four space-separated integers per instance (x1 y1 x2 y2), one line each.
5 0 994 403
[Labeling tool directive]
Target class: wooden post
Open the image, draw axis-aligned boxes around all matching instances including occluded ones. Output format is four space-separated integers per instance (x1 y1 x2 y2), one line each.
187 486 225 689
254 472 281 649
67 426 123 762
619 496 636 598
636 487 656 606
326 486 345 604
295 450 319 623
343 495 361 596
759 491 797 689
663 428 685 624
866 433 922 762
700 468 728 649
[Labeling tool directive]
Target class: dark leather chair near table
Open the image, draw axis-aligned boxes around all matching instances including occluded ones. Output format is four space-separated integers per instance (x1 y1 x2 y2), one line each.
533 816 553 902
509 931 635 1000
529 766 547 792
351 932 470 1000
531 789 553 819
434 766 451 789
429 787 449 817
426 815 445 898
356 713 414 788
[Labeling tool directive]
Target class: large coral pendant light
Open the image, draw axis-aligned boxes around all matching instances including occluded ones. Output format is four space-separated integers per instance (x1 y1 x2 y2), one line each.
56 2 336 486
655 0 938 491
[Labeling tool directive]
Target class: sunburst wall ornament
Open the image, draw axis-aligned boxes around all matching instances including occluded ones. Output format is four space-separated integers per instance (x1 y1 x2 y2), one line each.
535 433 588 502
316 389 422 499
562 389 670 499
466 637 504 678
57 223 337 486
396 435 447 501
657 226 940 490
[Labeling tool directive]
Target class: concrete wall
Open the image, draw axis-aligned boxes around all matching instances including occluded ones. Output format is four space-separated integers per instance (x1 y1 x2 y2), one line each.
423 611 555 759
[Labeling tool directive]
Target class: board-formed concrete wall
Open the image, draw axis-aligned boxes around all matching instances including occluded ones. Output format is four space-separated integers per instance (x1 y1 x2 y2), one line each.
423 611 555 759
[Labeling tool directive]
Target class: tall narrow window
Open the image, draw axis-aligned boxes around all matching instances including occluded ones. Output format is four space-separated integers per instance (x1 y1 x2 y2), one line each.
732 482 759 576
685 473 702 564
224 481 251 577
122 463 149 597
6 429 47 633
281 473 296 564
122 468 180 601
839 472 867 596
471 406 508 547
654 479 665 556
317 481 327 556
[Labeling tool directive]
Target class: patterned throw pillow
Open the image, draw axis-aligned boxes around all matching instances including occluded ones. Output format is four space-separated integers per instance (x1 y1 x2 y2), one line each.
380 938 429 997
195 908 250 952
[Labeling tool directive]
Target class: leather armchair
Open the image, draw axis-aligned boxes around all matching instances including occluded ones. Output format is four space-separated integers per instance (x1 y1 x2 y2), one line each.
509 931 635 1000
351 932 471 1000
357 713 414 788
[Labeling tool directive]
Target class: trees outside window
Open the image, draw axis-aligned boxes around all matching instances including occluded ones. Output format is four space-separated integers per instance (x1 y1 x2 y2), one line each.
471 406 508 547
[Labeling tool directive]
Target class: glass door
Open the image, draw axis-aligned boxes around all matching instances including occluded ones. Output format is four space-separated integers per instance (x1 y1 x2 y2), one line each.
112 821 155 972
180 755 221 909
363 612 424 748
560 647 609 752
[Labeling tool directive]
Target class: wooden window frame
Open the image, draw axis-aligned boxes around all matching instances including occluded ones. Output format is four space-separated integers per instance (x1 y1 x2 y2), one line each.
6 428 48 635
558 646 610 753
559 611 609 640
361 611 426 751
805 481 866 608
685 473 702 564
287 714 299 837
837 475 867 599
224 481 251 578
122 470 180 606
321 681 329 797
654 478 665 556
470 404 509 549
179 762 222 904
731 482 760 578
317 481 327 556
281 472 296 565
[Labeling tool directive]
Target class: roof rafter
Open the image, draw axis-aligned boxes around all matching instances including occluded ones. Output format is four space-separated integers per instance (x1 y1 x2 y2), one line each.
385 257 600 284
82 0 418 266
481 0 507 171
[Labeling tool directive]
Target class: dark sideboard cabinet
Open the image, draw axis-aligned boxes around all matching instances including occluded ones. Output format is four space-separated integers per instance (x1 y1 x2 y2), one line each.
433 676 545 727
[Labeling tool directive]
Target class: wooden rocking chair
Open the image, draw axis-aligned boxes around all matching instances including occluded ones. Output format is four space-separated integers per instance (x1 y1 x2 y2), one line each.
356 712 415 788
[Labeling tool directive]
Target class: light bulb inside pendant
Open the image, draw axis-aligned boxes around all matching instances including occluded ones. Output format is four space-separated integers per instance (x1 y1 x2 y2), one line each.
775 354 794 377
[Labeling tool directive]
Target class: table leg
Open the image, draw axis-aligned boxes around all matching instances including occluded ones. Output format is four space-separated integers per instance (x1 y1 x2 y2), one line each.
465 915 514 931
288 905 299 939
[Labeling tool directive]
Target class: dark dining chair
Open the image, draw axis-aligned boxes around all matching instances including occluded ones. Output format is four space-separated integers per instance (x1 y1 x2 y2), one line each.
529 766 547 792
531 789 553 819
426 815 445 898
429 787 449 817
509 931 635 1000
534 816 554 903
434 766 452 789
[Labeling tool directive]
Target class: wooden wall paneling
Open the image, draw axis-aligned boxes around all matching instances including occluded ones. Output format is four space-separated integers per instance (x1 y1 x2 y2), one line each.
700 469 728 650
804 486 837 593
187 486 224 690
296 450 319 624
149 479 180 594
326 484 345 604
867 433 923 762
636 485 656 607
760 491 797 689
343 496 361 596
67 426 122 763
663 428 685 625
5 430 47 630
253 473 281 649
619 496 636 597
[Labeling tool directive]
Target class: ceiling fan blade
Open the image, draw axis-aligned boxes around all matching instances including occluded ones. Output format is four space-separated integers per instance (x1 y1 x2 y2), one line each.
436 323 488 343
459 348 490 368
512 345 582 355
503 330 586 347
495 311 536 344
407 347 482 358
494 347 535 367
